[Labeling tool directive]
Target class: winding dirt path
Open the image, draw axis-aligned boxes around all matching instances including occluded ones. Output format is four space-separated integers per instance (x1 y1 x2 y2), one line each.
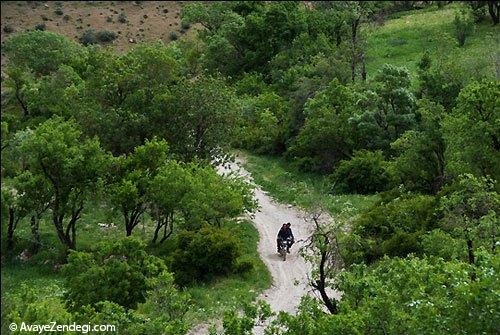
190 158 335 334
220 158 326 334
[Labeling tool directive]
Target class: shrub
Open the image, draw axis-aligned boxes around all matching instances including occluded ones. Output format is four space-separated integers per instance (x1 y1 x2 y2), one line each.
118 13 128 23
181 21 191 30
96 30 117 43
169 31 179 41
79 29 98 45
62 238 169 310
454 8 474 47
54 8 64 16
170 226 243 285
3 25 14 33
346 193 437 264
34 23 46 31
331 150 394 194
3 285 71 333
79 29 117 45
467 1 487 22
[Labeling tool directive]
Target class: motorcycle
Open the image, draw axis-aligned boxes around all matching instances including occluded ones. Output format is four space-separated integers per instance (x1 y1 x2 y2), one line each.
278 237 294 261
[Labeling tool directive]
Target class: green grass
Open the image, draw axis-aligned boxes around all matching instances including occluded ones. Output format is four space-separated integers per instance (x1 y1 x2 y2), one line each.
365 3 499 81
239 150 378 219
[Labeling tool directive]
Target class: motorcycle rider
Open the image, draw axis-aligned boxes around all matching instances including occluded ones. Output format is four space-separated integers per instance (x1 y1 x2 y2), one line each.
277 222 295 253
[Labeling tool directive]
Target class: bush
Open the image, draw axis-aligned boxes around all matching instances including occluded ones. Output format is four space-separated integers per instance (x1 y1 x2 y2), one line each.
169 31 179 41
454 8 474 47
3 286 71 334
346 193 437 264
3 25 14 33
54 8 64 16
170 226 243 285
331 150 394 194
79 29 98 45
118 13 128 23
34 23 46 31
181 21 191 30
79 29 117 45
467 1 487 22
62 238 169 310
96 30 118 43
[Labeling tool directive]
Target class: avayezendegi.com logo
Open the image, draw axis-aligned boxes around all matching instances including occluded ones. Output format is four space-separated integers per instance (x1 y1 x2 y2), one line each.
9 322 116 333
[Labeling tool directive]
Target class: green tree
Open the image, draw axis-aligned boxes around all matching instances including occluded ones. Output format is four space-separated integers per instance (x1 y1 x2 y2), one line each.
332 150 394 194
148 160 191 244
234 91 289 154
82 44 180 155
286 80 357 173
108 138 170 236
454 8 474 47
153 76 239 162
63 238 168 310
390 99 447 193
266 254 499 334
351 64 417 152
181 164 256 229
18 117 109 250
438 174 499 270
3 31 86 77
443 80 500 182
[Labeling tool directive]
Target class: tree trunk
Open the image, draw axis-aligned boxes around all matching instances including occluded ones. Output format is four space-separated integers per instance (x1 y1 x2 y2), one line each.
159 214 174 244
313 248 338 314
361 53 367 81
488 1 499 25
467 238 477 281
30 215 41 254
152 218 164 244
7 208 15 251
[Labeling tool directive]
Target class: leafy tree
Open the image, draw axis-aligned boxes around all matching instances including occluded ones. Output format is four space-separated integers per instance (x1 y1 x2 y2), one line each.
234 91 289 154
454 8 474 47
4 172 51 253
286 80 357 173
108 138 169 236
18 117 109 250
170 226 243 285
3 31 86 77
347 193 437 264
153 76 239 162
181 164 256 229
350 64 417 152
183 2 308 76
148 160 191 244
63 238 168 310
390 99 447 193
443 80 500 182
331 150 394 194
417 53 466 111
438 174 499 271
82 44 180 155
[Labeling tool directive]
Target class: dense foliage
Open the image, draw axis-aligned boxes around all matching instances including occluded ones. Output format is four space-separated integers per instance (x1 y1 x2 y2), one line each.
2 1 498 334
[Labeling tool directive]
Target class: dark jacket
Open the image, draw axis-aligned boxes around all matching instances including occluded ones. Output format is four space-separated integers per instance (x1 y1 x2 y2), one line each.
277 227 294 240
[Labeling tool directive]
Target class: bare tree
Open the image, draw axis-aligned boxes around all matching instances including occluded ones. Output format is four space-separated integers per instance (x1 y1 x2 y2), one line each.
300 207 346 314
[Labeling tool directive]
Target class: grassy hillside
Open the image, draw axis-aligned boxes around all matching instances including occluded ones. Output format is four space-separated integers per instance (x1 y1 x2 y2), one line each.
365 3 499 80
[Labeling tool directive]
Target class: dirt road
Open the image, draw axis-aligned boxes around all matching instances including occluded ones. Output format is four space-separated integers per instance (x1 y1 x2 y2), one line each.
190 158 334 334
219 158 337 334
